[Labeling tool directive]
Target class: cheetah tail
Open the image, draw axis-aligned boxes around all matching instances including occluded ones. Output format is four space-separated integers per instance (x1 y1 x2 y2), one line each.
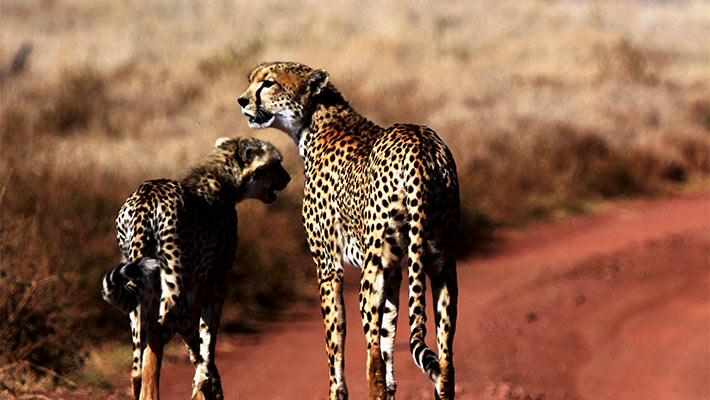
101 257 159 314
406 194 440 383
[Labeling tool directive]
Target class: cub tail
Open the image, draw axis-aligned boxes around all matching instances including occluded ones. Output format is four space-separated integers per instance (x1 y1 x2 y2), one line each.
101 257 159 314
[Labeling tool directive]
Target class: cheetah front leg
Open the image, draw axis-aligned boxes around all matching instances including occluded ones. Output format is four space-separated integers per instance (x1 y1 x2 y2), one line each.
179 328 200 374
178 326 218 400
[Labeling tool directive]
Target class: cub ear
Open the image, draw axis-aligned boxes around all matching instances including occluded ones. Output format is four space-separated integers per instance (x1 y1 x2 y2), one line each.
238 137 261 163
215 137 232 148
307 69 329 96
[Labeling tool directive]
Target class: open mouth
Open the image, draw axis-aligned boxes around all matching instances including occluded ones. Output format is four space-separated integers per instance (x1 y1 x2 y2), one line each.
265 181 289 203
249 108 274 125
264 189 279 203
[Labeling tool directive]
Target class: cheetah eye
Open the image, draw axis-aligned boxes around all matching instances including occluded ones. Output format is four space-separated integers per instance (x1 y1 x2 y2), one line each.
262 80 276 88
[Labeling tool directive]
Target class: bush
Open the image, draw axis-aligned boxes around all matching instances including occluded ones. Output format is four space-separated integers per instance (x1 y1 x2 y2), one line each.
37 68 108 135
0 259 86 389
0 167 126 390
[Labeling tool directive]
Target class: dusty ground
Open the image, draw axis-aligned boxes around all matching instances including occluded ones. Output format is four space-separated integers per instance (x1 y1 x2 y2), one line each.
110 193 709 399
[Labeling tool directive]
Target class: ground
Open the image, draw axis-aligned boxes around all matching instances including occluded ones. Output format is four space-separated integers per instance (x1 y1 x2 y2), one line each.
54 192 710 399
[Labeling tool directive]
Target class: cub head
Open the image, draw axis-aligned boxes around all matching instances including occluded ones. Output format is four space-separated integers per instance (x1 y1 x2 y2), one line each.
213 136 291 203
237 62 329 140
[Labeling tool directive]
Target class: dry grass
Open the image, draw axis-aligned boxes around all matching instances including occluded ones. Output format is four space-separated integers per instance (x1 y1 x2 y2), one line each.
1 0 708 394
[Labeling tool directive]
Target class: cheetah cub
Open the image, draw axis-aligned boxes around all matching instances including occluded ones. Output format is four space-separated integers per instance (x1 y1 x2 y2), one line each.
101 137 290 400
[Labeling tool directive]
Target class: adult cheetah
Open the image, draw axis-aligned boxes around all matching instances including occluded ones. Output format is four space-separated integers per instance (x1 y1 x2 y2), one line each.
238 62 460 399
101 137 290 400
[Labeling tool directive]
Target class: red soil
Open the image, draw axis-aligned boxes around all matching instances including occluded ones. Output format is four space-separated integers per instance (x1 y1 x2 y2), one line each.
147 193 708 399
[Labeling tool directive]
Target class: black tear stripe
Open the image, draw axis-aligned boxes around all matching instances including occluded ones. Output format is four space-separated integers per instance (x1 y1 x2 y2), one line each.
255 81 266 107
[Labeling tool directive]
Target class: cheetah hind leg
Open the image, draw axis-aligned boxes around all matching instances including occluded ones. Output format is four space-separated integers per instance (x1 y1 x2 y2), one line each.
129 295 155 399
191 287 225 400
381 267 402 399
128 306 142 400
428 255 457 400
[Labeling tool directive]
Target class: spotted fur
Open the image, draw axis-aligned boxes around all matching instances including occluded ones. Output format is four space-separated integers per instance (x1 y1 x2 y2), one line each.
102 257 160 314
239 62 459 400
101 137 290 400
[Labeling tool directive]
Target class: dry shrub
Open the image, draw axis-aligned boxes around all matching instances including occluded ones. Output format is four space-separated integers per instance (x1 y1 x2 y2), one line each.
342 79 444 127
167 82 203 116
677 136 710 174
224 196 313 328
0 106 31 165
0 168 126 391
530 126 647 198
0 251 86 390
616 37 661 86
690 99 710 132
10 63 213 143
456 121 702 226
37 68 109 135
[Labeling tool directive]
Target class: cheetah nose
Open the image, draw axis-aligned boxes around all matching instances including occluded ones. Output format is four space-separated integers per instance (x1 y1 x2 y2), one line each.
237 97 249 108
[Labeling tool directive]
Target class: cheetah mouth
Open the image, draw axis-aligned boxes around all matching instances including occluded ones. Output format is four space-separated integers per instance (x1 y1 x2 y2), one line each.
263 188 282 203
245 108 274 128
265 182 288 203
264 190 278 203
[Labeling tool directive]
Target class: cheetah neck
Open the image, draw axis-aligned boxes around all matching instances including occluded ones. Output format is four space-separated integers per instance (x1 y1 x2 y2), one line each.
300 96 382 160
181 166 241 205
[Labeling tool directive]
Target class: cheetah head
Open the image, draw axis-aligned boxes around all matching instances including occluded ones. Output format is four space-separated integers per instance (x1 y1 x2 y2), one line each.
213 136 291 204
237 62 329 143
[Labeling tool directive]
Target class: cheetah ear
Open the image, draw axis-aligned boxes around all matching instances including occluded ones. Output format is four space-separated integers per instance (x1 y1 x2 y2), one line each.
238 137 258 163
307 69 329 96
215 137 232 148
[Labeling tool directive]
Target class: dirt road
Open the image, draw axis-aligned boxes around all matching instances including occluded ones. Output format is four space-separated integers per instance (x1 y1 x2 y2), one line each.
156 193 709 399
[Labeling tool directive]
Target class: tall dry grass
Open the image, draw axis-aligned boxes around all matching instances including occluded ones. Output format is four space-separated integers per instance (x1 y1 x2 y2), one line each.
1 0 708 394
